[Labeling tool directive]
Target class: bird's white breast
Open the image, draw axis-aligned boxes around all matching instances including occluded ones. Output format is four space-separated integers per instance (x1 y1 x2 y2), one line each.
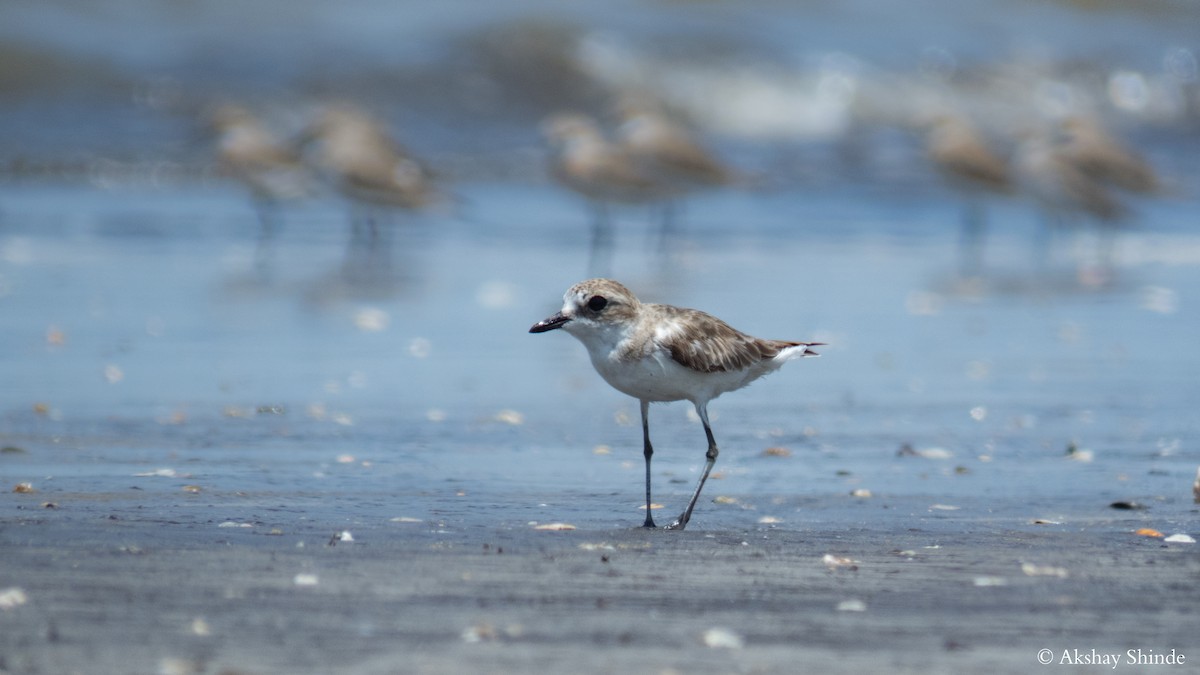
587 340 780 405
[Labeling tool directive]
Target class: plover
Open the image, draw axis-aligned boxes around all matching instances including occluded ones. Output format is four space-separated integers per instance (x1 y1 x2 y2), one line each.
210 103 313 203
1014 126 1126 279
305 103 439 212
302 103 441 283
615 96 733 192
530 278 822 530
921 113 1012 273
541 113 677 272
208 103 314 276
615 96 734 245
541 112 671 207
1014 127 1125 225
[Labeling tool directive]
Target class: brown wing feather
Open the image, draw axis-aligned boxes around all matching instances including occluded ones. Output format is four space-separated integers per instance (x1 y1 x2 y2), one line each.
652 139 730 185
1052 157 1124 221
932 140 1010 191
657 306 797 374
1067 145 1156 193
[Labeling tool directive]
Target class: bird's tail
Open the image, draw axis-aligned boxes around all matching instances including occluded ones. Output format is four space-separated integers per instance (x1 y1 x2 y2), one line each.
777 341 825 360
799 342 825 357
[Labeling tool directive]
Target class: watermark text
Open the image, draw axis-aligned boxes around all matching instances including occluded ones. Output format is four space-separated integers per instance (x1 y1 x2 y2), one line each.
1037 648 1186 668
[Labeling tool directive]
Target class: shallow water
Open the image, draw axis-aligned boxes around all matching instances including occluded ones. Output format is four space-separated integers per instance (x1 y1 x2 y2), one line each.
1 0 1199 537
2 174 1198 536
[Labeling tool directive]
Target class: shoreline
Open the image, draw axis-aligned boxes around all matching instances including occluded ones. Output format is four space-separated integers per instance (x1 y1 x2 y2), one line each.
3 498 1198 674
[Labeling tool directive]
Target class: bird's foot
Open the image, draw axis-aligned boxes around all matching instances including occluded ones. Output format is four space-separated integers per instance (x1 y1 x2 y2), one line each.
664 519 687 531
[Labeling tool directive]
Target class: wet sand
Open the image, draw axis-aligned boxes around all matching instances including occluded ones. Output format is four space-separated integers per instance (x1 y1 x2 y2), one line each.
3 493 1198 675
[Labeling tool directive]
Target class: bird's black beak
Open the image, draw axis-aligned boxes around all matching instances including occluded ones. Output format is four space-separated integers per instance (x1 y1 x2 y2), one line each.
529 311 570 333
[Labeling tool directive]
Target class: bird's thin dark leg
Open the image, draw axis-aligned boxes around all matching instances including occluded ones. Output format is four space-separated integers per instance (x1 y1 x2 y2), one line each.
1033 209 1061 274
657 200 680 253
253 199 279 281
667 403 719 531
1094 225 1118 283
367 210 381 248
640 399 656 528
588 202 614 276
958 199 986 276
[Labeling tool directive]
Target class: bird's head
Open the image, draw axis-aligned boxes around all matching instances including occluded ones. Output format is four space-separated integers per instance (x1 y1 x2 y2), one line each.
529 278 640 338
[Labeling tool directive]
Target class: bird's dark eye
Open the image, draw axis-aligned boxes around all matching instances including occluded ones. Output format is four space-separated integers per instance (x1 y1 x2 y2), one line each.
587 295 608 312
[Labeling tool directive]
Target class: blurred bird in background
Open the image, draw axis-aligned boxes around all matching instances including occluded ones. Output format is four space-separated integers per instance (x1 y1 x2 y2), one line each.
542 111 678 274
1013 123 1127 283
614 93 734 244
305 103 440 217
921 112 1012 276
303 103 442 286
208 103 314 278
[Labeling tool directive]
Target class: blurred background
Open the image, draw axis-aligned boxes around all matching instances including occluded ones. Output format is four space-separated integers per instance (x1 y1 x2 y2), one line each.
1 1 1198 515
2 0 1197 178
2 1 1198 174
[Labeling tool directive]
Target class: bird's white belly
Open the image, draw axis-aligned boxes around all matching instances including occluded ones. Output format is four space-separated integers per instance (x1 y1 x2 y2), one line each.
590 349 754 404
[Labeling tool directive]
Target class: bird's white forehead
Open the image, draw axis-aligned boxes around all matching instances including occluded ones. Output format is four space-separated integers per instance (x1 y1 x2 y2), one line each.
563 284 601 310
561 288 587 313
